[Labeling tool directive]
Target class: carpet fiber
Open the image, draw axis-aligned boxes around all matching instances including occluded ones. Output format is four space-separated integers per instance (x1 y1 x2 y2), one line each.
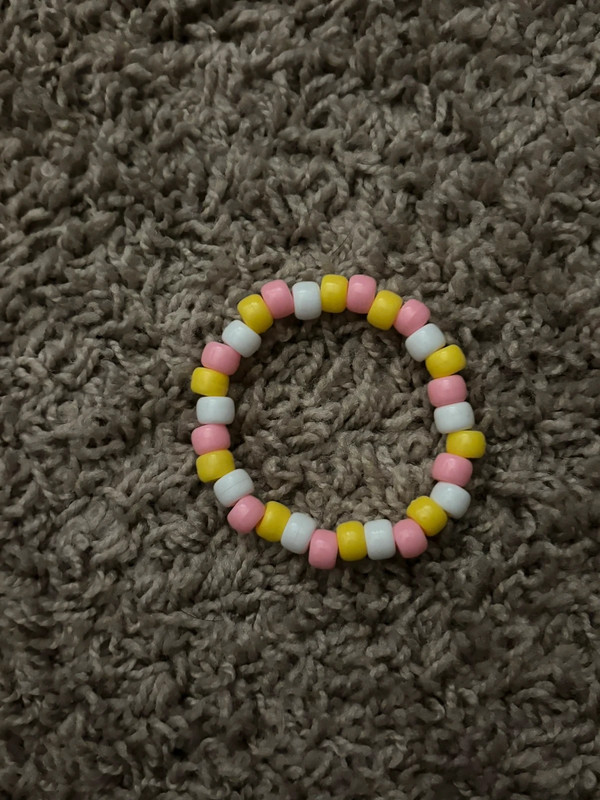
2 2 600 798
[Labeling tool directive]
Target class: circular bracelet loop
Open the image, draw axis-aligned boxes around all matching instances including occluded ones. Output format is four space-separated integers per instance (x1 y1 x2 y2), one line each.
191 275 486 569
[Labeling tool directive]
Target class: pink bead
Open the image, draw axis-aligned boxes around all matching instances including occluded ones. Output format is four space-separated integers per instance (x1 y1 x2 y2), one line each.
347 274 377 314
393 519 428 558
260 280 294 319
191 424 231 455
308 529 338 569
427 375 468 407
227 495 265 534
201 342 241 376
393 299 430 336
431 453 473 487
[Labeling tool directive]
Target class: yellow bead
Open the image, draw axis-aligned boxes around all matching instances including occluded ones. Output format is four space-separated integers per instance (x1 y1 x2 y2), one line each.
446 430 486 459
406 497 448 537
425 345 467 379
320 274 348 313
255 501 291 542
237 294 274 334
366 290 403 330
336 521 367 561
196 450 235 482
190 367 229 397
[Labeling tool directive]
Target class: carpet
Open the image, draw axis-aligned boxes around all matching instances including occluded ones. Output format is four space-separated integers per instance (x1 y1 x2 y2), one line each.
2 1 600 798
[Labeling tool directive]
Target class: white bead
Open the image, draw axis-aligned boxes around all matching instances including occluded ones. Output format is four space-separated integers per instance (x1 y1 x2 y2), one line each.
292 281 322 320
430 482 471 518
196 396 235 424
405 323 446 361
222 320 261 357
280 512 317 554
364 519 396 560
433 401 474 434
213 469 254 507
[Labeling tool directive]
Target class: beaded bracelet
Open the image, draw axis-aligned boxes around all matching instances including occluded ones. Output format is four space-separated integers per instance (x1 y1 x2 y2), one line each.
191 275 485 569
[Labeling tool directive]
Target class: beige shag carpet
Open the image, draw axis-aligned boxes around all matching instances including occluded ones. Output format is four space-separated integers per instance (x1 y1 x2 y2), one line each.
1 2 600 798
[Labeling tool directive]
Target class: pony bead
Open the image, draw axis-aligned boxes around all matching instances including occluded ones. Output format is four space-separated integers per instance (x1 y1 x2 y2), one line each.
406 496 448 536
347 275 376 313
393 519 428 558
196 450 235 483
190 367 229 397
281 512 318 554
196 396 235 425
191 424 231 456
425 344 466 379
214 469 255 507
431 453 473 487
308 529 338 569
227 496 265 534
222 320 262 357
446 430 486 459
433 402 475 434
393 299 430 336
336 521 368 561
255 501 291 542
364 519 396 560
405 323 446 361
292 281 322 320
237 294 274 334
261 280 295 318
320 274 348 313
430 482 471 519
427 375 468 407
367 290 403 330
201 342 241 376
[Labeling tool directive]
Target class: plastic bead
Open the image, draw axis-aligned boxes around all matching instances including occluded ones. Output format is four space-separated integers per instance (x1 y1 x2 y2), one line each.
393 519 428 558
308 529 338 569
190 367 229 397
222 320 261 357
227 496 265 534
446 430 486 459
431 453 473 487
434 401 475 434
237 294 274 334
214 469 254 507
292 281 322 320
364 519 396 560
406 496 448 536
393 299 430 337
196 450 235 482
426 345 467 379
255 501 291 542
196 396 235 425
191 424 230 456
336 521 368 561
201 341 241 376
405 323 446 361
347 274 377 313
281 512 317 554
320 274 348 313
430 482 471 518
367 290 403 330
427 375 468 407
260 280 294 319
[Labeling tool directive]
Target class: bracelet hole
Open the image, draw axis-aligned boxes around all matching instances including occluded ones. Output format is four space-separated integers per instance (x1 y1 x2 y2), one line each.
227 314 438 529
